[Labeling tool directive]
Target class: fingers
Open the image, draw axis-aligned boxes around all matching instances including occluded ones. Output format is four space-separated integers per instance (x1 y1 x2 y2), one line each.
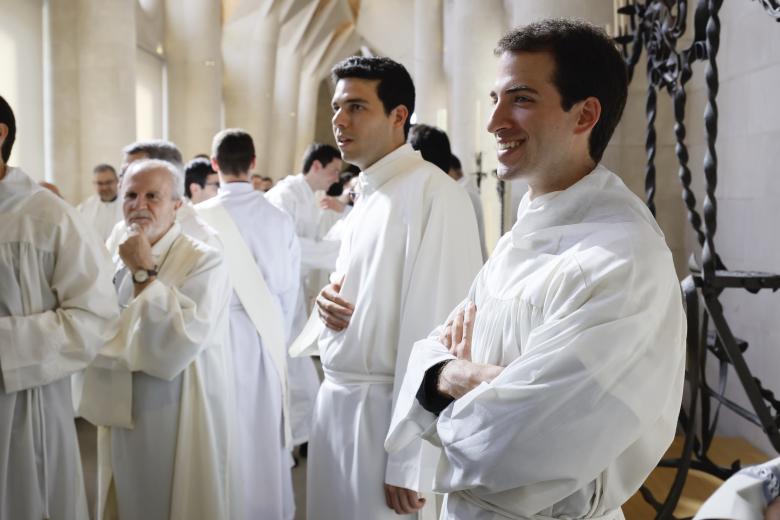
315 281 354 331
451 307 464 350
440 321 453 350
459 301 476 360
384 485 425 515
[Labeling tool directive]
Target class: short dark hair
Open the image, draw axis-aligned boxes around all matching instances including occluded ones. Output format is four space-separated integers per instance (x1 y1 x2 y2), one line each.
331 56 416 139
93 163 117 178
123 140 183 168
212 129 255 176
302 143 341 174
450 154 462 172
495 19 628 162
407 124 452 173
0 96 17 163
184 157 215 198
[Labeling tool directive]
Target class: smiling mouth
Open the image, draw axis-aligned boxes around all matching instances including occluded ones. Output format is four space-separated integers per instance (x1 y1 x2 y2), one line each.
496 139 524 150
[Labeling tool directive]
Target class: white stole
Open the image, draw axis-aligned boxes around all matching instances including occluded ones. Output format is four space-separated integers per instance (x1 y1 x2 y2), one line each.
196 200 293 449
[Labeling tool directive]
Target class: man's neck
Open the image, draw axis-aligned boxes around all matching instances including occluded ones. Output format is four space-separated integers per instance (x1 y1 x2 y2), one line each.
220 172 249 183
0 162 7 181
526 157 597 200
361 139 406 171
101 194 118 203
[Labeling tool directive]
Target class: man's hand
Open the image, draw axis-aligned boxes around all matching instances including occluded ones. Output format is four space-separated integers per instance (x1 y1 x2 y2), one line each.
118 224 155 273
384 484 425 515
315 276 354 331
440 301 476 360
320 196 345 213
438 359 503 400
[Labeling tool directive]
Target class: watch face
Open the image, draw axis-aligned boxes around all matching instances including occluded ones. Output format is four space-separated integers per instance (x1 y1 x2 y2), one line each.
133 269 149 283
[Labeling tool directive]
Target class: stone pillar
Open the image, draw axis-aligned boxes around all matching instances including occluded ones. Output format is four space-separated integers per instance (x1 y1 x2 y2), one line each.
294 68 320 172
447 0 507 251
413 0 446 126
74 0 138 202
222 7 280 174
164 0 222 160
267 41 303 178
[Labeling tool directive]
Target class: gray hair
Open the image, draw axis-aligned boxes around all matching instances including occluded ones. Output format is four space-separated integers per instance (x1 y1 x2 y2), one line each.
122 139 183 168
123 158 185 200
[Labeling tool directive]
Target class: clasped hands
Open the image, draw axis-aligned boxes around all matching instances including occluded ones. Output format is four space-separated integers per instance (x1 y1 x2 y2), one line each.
118 223 156 295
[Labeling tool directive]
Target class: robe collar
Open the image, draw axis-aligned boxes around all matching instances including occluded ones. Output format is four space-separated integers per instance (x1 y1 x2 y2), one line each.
218 180 254 196
511 164 611 245
359 143 418 197
0 167 39 195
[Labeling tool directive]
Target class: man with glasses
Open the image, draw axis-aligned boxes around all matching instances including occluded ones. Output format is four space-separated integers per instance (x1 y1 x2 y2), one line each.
78 163 124 242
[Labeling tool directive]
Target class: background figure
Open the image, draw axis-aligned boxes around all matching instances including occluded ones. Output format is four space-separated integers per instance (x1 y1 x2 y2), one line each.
0 95 119 520
77 163 123 243
251 173 274 192
266 142 346 449
448 154 487 261
198 129 300 519
407 124 487 262
184 157 220 204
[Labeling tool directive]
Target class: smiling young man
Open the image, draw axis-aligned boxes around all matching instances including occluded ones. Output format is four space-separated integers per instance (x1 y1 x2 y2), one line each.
306 56 483 520
386 19 686 520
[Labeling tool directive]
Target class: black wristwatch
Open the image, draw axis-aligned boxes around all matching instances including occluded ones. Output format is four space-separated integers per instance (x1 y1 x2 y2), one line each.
132 267 158 284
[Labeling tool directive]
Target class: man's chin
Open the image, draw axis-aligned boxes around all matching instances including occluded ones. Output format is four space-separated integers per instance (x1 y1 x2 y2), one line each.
495 164 526 182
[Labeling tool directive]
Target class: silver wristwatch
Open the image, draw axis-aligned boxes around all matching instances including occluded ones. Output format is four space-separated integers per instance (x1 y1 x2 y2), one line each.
132 268 158 284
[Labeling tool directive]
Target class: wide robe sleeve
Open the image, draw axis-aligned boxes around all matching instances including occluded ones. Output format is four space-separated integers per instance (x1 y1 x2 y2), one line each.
0 195 119 393
392 232 686 516
80 243 231 427
384 180 483 490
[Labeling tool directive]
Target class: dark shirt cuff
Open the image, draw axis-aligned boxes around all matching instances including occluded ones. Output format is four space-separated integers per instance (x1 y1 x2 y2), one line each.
416 360 455 415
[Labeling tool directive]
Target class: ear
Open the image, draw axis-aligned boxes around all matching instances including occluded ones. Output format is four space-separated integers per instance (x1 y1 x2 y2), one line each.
189 182 201 195
311 159 323 173
173 198 183 211
210 157 219 172
390 105 409 132
250 156 257 172
574 97 601 135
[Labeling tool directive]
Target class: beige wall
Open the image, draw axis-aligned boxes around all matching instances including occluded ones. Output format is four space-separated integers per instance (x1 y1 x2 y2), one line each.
0 0 45 179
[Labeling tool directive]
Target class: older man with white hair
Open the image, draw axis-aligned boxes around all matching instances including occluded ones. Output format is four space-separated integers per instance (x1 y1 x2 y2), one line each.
80 159 236 520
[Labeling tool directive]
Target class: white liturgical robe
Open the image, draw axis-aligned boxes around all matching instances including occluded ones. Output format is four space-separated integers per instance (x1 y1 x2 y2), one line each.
80 222 235 520
266 173 339 444
78 194 124 243
386 165 687 520
0 167 119 520
198 181 301 520
306 144 483 520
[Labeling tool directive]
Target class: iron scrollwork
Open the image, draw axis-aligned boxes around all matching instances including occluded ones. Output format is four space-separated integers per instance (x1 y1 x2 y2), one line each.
614 1 780 518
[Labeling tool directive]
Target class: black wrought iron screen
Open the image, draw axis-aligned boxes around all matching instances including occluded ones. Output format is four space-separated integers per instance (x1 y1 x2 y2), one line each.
614 0 780 518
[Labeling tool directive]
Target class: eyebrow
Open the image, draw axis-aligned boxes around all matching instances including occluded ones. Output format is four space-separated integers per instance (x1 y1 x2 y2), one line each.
333 97 369 107
491 84 540 98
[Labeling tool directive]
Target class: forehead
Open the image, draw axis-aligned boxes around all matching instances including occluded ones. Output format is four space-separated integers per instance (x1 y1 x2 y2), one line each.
492 51 558 94
95 169 117 180
125 167 170 192
332 78 381 103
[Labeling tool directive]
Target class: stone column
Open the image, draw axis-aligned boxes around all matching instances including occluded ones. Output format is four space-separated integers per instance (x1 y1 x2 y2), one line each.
75 0 137 201
413 0 446 126
164 0 222 160
267 41 303 178
447 0 507 251
222 7 280 174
